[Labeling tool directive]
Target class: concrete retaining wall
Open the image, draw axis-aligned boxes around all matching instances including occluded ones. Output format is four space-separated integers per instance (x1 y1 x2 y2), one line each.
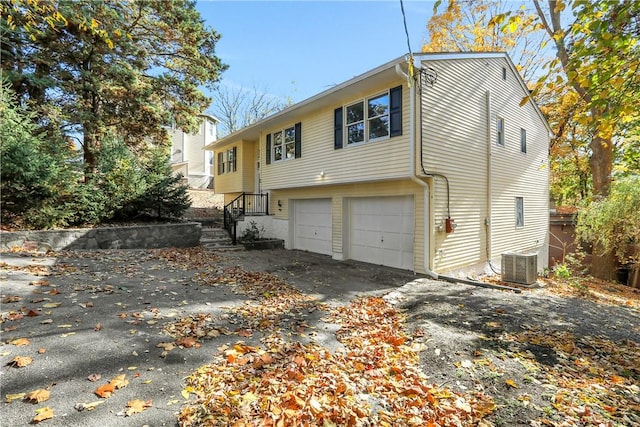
0 223 202 251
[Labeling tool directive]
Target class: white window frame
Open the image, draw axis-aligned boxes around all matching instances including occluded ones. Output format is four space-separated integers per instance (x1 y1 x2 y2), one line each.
496 117 505 146
270 125 296 163
345 101 365 145
515 197 524 227
226 147 236 172
344 90 391 146
217 148 237 175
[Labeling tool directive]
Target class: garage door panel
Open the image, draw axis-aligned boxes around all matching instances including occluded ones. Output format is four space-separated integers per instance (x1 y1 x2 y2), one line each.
381 248 403 268
379 233 405 251
349 196 414 270
380 215 408 232
293 199 332 256
297 226 330 240
400 216 414 233
351 230 380 247
298 213 331 227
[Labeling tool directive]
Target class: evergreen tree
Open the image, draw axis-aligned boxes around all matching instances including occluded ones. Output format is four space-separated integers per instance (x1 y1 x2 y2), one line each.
1 0 227 179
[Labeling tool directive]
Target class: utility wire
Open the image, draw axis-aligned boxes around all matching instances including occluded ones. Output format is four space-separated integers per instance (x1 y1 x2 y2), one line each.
399 0 412 54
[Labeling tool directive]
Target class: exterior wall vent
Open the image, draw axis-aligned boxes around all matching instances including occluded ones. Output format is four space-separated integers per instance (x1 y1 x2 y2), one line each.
502 253 537 285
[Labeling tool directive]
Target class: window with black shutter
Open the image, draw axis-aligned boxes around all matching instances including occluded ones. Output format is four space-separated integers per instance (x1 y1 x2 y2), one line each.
389 85 402 137
336 85 402 147
217 152 224 175
266 123 302 163
266 134 271 165
334 107 343 149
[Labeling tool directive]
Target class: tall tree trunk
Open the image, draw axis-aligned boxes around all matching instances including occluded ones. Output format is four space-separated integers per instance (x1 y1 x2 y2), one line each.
534 0 618 280
589 132 616 280
82 124 100 183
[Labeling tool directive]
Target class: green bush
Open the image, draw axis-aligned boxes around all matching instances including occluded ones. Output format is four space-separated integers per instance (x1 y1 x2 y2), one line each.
0 82 79 229
1 82 191 229
576 175 640 262
552 263 572 279
116 147 191 220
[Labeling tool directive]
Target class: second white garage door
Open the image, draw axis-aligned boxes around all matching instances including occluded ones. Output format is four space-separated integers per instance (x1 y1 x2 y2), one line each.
293 199 332 255
349 196 414 270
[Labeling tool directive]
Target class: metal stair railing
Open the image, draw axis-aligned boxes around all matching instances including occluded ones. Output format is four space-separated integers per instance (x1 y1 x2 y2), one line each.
223 193 269 244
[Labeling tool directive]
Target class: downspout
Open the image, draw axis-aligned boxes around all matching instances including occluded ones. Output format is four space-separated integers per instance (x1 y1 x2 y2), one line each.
486 91 493 269
396 60 520 293
486 91 500 275
396 61 438 279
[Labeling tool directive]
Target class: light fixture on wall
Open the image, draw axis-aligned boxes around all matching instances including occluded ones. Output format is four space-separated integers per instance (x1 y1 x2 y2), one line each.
277 200 282 211
319 171 325 178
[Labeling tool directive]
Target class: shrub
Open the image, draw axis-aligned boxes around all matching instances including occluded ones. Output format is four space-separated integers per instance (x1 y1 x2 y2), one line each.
0 81 79 229
1 81 190 229
240 221 264 242
576 175 640 263
116 146 191 220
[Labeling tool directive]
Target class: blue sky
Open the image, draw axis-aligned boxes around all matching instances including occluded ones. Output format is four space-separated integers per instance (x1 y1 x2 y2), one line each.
196 1 435 105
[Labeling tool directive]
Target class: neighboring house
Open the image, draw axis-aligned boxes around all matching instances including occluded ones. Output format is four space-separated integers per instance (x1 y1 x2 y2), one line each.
206 52 551 277
169 114 218 189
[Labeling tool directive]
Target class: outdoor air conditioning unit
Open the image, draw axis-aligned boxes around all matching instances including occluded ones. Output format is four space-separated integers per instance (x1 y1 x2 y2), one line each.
502 253 538 285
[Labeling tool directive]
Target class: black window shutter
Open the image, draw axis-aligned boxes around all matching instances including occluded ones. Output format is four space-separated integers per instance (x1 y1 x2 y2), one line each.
232 147 237 171
266 134 271 165
334 107 343 149
389 85 402 137
294 122 302 158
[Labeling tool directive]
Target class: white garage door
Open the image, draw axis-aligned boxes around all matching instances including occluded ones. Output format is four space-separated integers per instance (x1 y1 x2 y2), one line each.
349 196 414 270
293 199 332 255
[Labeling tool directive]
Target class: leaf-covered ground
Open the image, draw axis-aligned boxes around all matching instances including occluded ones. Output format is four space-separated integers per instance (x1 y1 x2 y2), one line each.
1 247 638 426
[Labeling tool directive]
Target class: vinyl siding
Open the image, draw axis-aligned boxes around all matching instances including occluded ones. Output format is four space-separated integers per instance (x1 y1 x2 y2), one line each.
223 192 242 205
169 116 216 177
268 179 426 273
213 141 257 194
420 57 549 273
241 142 256 193
261 81 411 190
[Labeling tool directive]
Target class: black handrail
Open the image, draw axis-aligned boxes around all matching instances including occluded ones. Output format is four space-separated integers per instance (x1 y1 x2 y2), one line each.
223 193 269 244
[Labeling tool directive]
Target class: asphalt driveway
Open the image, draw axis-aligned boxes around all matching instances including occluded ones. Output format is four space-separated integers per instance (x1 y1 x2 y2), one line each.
1 247 638 426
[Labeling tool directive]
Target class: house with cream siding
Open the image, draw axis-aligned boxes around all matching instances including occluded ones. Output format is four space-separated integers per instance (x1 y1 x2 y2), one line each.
206 52 551 277
169 113 218 189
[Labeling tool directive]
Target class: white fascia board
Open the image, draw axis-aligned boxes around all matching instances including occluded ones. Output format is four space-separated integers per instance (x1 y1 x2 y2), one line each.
212 54 410 146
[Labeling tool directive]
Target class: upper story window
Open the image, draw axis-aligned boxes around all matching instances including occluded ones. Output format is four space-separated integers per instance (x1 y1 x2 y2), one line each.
266 122 302 165
335 85 402 149
217 147 237 175
345 92 390 145
346 102 365 144
496 117 505 146
520 128 527 153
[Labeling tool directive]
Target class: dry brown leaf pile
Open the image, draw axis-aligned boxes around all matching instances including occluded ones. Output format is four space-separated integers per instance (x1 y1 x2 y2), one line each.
178 296 495 426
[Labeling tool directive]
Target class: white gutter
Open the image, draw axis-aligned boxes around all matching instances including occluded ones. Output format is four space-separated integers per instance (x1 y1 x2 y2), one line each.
396 60 439 279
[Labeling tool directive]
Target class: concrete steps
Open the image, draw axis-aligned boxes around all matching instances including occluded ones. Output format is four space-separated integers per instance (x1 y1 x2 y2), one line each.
200 227 244 251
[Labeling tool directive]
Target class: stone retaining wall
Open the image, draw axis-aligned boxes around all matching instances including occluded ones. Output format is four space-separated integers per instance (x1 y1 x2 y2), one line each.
0 223 202 251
